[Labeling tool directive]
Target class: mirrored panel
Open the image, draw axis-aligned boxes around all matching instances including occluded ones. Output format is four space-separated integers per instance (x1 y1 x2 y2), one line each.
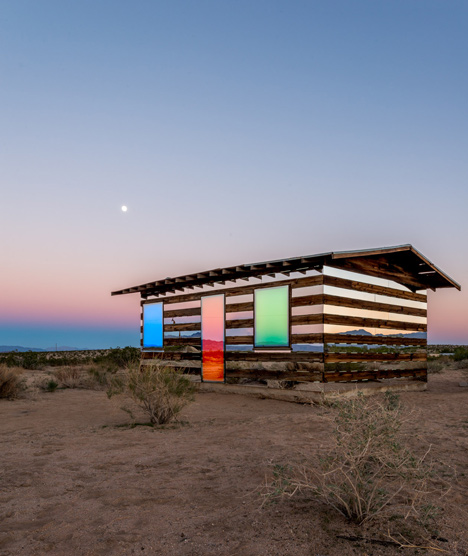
292 344 324 352
226 294 253 304
292 285 323 297
165 330 201 338
292 305 322 316
226 327 253 336
143 302 163 348
324 323 427 341
226 311 253 321
254 285 289 347
323 305 427 324
201 294 225 382
291 324 323 334
164 316 201 325
323 266 408 291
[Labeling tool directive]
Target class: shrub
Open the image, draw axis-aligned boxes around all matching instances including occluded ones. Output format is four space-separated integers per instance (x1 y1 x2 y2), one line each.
54 366 90 388
265 392 437 526
427 358 444 374
0 365 25 399
107 363 196 425
93 347 140 371
87 367 116 389
452 346 468 362
42 379 59 392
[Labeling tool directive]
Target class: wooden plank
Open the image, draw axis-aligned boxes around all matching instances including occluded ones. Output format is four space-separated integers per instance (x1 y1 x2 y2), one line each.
226 318 254 329
141 351 201 361
221 334 324 345
225 302 253 313
164 322 201 332
290 314 323 325
323 275 427 302
323 294 427 317
225 369 323 382
226 313 324 328
324 352 427 363
163 337 201 346
324 334 426 346
291 333 324 344
226 351 323 362
224 275 323 298
290 294 323 307
225 336 253 345
329 257 428 292
164 307 201 318
143 275 323 305
323 314 427 332
322 368 427 383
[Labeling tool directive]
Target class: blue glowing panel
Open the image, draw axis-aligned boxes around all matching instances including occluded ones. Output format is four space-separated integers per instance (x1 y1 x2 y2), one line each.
143 303 163 348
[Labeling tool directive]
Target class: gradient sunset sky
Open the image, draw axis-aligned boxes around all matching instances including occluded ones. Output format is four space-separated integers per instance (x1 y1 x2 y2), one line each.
1 0 467 349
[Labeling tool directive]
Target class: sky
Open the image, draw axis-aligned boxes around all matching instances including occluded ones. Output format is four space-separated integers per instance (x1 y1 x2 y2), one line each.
1 0 467 349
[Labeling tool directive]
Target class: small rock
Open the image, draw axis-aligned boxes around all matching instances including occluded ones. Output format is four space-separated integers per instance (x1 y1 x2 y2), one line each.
459 382 468 387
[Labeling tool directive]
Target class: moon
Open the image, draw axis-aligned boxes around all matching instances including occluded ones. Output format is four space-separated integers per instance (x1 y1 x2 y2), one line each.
121 205 128 212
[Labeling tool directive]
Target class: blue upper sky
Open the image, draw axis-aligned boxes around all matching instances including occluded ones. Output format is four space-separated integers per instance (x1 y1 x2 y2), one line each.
1 0 467 348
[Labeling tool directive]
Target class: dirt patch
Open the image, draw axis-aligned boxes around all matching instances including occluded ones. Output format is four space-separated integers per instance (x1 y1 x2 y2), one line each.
0 368 467 555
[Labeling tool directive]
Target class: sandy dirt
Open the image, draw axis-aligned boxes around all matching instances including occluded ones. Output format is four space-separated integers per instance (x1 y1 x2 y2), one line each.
1 368 467 556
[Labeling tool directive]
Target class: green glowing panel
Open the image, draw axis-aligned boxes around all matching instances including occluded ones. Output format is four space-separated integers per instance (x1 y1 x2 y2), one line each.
255 285 289 347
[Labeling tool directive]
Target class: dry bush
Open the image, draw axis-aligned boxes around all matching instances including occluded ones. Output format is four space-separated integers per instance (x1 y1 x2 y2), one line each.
54 366 93 389
427 358 445 374
87 367 116 389
107 363 196 425
0 365 25 399
264 392 443 527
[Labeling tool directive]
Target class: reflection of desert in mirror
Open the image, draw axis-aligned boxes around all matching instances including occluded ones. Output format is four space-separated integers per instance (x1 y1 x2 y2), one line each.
201 295 225 382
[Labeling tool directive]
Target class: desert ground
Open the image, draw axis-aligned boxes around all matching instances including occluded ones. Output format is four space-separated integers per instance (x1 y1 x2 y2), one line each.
1 364 467 556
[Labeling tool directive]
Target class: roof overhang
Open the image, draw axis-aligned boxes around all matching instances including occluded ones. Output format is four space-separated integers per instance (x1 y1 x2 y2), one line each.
111 244 460 298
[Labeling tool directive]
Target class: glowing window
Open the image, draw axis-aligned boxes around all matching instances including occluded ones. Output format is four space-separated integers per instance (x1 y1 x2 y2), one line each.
254 286 289 347
201 294 225 382
143 303 163 348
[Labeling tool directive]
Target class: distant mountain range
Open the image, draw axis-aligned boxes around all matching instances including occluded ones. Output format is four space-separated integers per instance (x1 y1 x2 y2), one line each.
340 329 426 339
0 345 83 353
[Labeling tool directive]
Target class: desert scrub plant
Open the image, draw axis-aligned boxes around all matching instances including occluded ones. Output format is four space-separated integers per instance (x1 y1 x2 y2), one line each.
107 363 196 425
93 347 140 371
264 392 438 526
54 366 92 389
87 366 117 389
427 358 445 374
41 378 59 392
0 365 25 399
452 346 468 361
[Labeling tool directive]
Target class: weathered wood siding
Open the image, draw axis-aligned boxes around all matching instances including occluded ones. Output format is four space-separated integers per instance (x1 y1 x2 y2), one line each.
322 271 427 382
140 269 427 384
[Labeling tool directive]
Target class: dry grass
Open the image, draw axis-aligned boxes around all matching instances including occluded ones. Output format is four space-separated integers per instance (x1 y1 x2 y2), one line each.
0 364 25 399
54 365 95 389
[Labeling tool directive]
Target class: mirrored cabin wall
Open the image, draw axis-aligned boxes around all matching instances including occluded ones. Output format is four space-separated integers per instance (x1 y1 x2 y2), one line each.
140 270 325 384
322 266 427 382
140 266 428 384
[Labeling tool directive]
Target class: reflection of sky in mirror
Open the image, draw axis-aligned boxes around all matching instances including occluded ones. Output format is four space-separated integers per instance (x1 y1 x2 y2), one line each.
323 305 427 324
323 266 409 291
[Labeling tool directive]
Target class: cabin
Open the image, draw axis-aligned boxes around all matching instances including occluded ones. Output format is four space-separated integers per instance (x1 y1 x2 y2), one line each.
111 245 459 398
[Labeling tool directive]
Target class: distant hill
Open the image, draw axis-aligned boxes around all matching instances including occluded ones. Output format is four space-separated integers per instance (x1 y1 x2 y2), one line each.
0 346 46 353
0 345 82 353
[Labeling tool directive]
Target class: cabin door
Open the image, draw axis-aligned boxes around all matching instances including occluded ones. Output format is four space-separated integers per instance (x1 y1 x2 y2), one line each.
201 294 225 382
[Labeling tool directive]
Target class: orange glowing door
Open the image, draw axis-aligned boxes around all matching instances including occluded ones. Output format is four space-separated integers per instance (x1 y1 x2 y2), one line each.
201 294 225 382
